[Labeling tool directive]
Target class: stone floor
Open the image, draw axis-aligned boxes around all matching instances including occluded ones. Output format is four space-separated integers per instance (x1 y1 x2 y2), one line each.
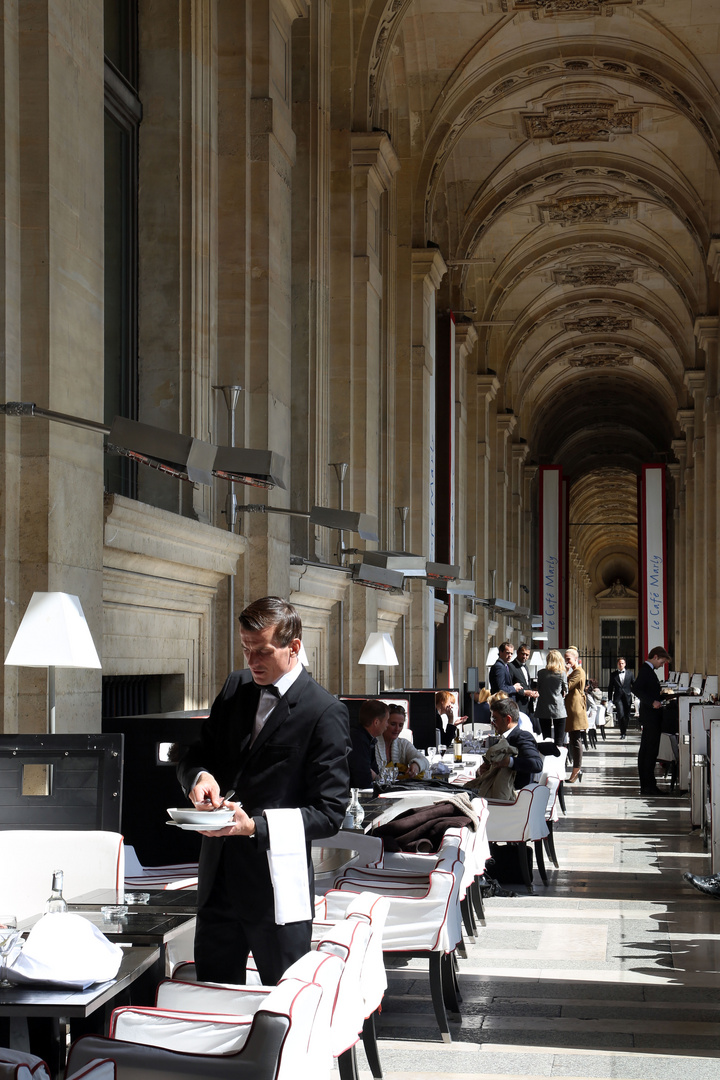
351 733 720 1079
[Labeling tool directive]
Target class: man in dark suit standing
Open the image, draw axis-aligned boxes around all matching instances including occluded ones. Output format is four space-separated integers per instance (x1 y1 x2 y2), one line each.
177 596 351 985
607 656 634 740
632 645 672 795
478 698 543 789
490 641 523 700
509 643 540 733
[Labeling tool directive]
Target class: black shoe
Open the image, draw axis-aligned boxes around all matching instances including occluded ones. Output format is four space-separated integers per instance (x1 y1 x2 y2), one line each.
620 735 626 741
640 786 663 796
684 872 720 898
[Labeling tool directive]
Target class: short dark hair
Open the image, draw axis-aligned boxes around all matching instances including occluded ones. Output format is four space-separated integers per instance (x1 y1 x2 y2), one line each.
617 656 626 663
499 641 513 652
491 699 519 724
239 596 302 647
648 645 671 662
358 699 389 729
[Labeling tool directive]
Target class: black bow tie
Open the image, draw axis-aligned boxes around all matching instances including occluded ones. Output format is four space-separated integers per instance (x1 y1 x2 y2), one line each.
260 683 281 698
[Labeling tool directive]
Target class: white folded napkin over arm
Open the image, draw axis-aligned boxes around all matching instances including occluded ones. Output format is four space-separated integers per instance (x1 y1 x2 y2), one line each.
264 808 312 925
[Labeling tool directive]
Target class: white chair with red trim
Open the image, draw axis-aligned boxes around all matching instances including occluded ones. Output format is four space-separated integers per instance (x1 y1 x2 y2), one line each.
66 951 342 1080
317 834 465 1043
536 747 567 870
485 782 550 893
0 832 124 921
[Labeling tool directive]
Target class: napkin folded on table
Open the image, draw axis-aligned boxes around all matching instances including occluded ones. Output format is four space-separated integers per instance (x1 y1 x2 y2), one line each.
265 808 312 925
0 912 123 989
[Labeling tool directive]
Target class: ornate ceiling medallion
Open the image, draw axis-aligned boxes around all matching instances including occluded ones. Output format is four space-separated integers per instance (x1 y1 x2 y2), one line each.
568 353 633 367
523 100 638 143
554 264 636 286
565 315 632 333
502 0 640 15
539 194 637 226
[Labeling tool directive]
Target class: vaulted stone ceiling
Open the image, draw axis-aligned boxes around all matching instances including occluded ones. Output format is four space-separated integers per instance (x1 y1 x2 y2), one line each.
368 0 719 591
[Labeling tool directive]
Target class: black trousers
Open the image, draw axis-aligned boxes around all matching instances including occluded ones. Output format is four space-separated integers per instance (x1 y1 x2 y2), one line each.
195 842 312 985
638 714 662 789
539 716 566 747
614 697 630 736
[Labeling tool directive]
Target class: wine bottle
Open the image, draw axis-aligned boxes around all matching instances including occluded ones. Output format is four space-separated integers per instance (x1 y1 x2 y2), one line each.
45 870 68 913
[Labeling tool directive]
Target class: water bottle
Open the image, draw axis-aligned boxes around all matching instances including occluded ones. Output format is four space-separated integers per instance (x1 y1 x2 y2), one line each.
45 870 68 913
343 788 365 829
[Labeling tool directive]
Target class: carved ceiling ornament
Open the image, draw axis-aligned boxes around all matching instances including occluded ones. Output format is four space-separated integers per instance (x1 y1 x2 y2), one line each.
368 0 408 113
523 100 638 143
502 0 640 15
568 353 633 367
565 315 632 333
426 54 719 232
538 193 637 226
554 263 636 286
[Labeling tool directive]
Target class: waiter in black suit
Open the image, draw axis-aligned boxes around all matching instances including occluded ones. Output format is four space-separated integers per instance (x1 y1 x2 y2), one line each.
490 641 523 699
632 645 671 796
607 656 634 740
509 644 541 734
177 596 351 984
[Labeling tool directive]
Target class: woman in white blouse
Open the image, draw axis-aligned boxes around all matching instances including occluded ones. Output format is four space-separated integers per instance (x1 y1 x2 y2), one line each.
375 704 430 776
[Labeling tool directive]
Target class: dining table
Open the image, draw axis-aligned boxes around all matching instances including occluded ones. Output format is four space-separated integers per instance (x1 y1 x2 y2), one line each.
0 944 159 1075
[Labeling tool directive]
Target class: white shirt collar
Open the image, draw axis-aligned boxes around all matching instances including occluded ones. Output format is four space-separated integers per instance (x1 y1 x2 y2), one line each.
266 658 305 698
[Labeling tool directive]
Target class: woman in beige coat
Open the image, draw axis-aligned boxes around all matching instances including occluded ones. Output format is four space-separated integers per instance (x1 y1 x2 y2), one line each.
565 646 587 783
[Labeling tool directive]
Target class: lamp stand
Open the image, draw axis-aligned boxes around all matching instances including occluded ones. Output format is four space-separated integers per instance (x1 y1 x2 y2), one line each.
48 665 56 734
214 384 243 672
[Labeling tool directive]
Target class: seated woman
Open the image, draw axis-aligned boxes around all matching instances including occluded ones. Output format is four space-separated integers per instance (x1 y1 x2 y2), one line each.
375 704 429 776
435 690 466 746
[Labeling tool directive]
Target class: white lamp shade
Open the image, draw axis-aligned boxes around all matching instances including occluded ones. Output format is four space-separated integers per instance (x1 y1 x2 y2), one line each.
485 647 499 667
529 650 546 670
358 632 399 667
297 641 310 668
5 592 102 669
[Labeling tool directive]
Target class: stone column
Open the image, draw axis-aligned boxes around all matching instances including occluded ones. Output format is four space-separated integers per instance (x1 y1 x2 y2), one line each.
695 317 720 674
510 442 529 617
402 249 447 685
677 409 695 670
4 0 105 733
451 320 477 677
493 412 517 621
522 464 538 618
472 374 500 648
685 371 706 674
667 457 683 667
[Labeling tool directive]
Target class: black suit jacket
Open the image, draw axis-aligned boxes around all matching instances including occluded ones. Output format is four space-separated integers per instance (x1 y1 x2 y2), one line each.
177 667 351 909
508 660 536 711
490 659 518 699
608 669 634 707
505 725 543 789
631 663 661 724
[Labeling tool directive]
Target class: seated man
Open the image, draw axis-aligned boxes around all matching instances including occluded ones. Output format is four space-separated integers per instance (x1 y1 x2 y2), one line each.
477 698 543 790
348 699 388 787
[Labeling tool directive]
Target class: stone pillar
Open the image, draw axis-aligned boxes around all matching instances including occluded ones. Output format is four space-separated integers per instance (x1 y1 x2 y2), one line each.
510 442 529 617
667 457 683 667
402 249 447 685
685 370 706 674
451 320 477 678
695 317 720 674
677 409 695 670
471 373 499 649
3 0 105 733
522 464 537 618
493 412 517 619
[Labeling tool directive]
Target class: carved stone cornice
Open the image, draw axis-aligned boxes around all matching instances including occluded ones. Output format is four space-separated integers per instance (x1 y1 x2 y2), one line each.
694 316 720 353
677 409 695 436
512 442 530 466
539 193 637 226
709 240 720 284
684 369 706 396
564 315 632 334
350 132 400 190
476 374 501 401
454 320 478 357
524 101 638 144
554 264 635 287
411 248 447 290
496 412 517 436
289 562 352 607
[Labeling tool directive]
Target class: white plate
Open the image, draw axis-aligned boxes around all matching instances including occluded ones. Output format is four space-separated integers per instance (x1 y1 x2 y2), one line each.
167 806 235 826
166 820 232 832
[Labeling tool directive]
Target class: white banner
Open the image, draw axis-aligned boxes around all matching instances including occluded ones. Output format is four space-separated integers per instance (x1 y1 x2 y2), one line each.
539 466 562 650
641 464 667 658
